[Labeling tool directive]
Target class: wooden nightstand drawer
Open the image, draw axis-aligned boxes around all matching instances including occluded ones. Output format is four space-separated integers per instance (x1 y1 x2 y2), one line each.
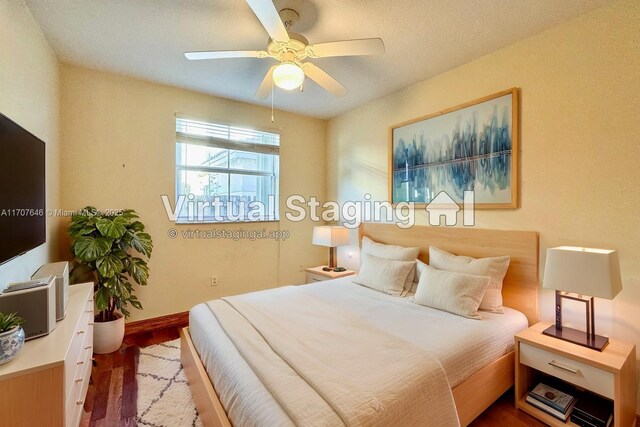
303 267 355 284
305 272 329 283
520 342 614 399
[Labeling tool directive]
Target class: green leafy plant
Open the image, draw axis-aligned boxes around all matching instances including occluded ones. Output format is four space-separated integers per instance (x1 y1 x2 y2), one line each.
69 207 153 322
0 312 25 333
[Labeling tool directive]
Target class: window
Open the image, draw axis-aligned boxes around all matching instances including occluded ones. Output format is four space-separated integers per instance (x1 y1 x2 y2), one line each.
175 118 279 223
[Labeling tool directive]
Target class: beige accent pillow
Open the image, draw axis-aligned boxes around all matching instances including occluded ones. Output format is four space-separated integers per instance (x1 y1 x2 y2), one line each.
361 236 420 293
413 259 428 283
353 253 416 296
428 246 510 313
413 264 490 319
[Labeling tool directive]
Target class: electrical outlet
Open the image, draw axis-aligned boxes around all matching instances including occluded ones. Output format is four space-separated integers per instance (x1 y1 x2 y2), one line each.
211 276 218 287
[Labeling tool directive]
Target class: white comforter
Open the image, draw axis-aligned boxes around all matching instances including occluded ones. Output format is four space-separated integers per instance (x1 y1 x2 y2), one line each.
189 278 528 427
208 285 460 427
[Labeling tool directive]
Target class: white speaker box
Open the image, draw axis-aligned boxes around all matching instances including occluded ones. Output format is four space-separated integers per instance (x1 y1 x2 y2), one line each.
32 261 69 321
0 277 56 340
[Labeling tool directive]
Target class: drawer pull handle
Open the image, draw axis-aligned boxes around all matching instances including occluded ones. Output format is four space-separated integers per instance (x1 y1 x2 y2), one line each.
88 322 94 326
77 330 85 335
548 360 579 374
75 378 82 383
77 361 84 365
86 309 92 313
76 400 84 405
85 346 92 350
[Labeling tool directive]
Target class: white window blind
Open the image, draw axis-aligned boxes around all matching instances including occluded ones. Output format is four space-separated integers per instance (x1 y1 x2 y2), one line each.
175 118 280 223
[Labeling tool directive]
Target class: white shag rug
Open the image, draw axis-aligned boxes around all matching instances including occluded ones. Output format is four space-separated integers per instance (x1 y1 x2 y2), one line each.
136 338 203 427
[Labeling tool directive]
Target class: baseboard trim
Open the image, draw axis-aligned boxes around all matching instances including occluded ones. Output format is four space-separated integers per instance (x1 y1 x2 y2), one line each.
124 311 189 336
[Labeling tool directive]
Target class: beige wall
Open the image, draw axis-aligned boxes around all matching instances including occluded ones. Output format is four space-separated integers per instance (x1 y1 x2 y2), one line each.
0 0 60 289
60 64 327 321
328 0 640 407
7 0 639 407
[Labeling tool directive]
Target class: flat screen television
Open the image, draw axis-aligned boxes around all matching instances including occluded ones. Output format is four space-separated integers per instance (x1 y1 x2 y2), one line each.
0 113 46 265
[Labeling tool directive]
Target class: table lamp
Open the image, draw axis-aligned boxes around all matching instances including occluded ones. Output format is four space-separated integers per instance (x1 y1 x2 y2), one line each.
542 246 622 351
312 226 350 270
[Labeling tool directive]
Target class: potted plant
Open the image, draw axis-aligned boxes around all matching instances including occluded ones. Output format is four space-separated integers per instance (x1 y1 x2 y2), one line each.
0 312 26 364
69 207 152 354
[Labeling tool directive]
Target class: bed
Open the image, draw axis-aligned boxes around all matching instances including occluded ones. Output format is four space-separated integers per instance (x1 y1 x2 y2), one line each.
181 223 539 427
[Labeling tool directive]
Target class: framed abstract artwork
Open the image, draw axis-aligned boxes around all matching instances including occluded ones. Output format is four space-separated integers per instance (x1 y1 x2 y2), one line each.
389 88 519 209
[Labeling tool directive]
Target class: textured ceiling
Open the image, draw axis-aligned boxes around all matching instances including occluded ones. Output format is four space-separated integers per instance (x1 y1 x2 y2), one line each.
26 0 609 119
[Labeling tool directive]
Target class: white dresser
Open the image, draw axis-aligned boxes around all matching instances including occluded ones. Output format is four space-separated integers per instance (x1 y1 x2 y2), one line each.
0 283 94 427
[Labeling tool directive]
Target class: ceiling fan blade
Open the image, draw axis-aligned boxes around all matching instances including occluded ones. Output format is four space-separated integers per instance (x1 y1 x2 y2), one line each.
185 50 268 60
302 63 348 97
245 0 290 43
306 38 385 58
255 65 278 99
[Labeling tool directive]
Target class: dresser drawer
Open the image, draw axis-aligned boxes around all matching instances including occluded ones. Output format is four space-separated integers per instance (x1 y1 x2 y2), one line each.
65 366 85 427
65 336 93 427
81 307 94 354
65 359 91 426
68 298 93 427
64 328 86 395
519 342 614 399
64 297 93 399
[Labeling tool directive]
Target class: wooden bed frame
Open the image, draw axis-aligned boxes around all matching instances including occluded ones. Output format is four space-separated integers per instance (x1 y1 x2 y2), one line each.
181 223 539 427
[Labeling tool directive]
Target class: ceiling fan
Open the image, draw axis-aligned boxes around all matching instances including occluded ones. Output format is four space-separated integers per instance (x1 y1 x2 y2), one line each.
184 0 385 98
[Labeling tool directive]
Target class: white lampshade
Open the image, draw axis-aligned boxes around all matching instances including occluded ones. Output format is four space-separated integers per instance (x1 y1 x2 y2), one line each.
543 246 622 299
273 62 305 90
312 226 350 248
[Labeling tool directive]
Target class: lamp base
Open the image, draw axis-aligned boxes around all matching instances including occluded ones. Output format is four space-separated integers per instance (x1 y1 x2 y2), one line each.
542 325 609 351
329 247 337 269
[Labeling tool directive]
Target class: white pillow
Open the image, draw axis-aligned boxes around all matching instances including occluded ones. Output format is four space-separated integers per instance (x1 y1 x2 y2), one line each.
428 246 510 313
413 264 490 319
413 259 428 283
408 259 428 293
361 236 420 292
353 253 415 296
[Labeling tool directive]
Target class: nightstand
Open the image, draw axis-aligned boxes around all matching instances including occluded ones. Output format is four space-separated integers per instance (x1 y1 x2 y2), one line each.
515 322 636 427
304 266 355 284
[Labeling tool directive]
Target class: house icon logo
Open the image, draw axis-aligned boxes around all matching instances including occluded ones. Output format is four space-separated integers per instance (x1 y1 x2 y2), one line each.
425 191 475 226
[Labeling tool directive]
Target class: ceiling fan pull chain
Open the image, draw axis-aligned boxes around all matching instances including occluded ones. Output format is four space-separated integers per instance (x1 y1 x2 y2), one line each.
271 77 275 123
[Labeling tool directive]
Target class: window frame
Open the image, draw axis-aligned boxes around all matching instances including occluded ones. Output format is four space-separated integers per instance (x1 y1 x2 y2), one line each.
174 118 280 224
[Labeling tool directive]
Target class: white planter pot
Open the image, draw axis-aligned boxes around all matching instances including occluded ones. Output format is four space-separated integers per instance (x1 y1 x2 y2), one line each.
93 315 125 354
0 326 25 364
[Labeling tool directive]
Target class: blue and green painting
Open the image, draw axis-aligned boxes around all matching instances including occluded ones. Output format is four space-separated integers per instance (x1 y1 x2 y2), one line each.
392 93 514 205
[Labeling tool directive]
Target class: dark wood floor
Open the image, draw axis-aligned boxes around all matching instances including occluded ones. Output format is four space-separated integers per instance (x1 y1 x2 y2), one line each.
80 324 187 426
81 324 545 427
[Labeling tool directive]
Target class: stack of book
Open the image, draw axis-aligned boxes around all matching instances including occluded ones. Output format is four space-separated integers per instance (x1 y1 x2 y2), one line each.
571 392 614 427
526 382 576 421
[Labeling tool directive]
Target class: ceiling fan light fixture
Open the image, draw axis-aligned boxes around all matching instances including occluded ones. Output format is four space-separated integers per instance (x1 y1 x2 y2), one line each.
273 62 305 90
